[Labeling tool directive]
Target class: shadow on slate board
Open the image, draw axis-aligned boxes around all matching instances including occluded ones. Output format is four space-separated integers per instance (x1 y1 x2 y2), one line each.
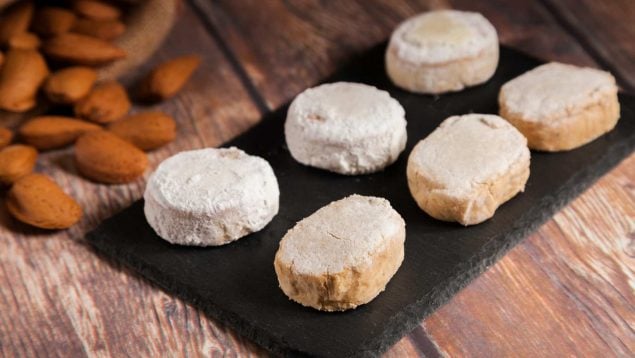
86 43 635 357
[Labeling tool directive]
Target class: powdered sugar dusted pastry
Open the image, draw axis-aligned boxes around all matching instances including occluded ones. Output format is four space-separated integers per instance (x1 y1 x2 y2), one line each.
386 10 498 94
285 82 407 175
499 62 620 151
407 114 530 226
274 194 405 311
144 147 279 246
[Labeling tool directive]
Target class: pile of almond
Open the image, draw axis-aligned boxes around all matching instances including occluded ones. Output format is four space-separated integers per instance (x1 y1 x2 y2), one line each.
0 0 201 230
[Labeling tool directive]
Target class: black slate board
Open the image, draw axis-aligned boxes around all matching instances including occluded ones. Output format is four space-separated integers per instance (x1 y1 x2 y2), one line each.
86 44 635 357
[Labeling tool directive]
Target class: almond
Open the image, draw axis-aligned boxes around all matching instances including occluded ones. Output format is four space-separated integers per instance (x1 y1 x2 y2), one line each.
139 55 201 101
0 144 37 185
75 130 147 184
108 112 176 151
43 33 126 65
7 32 41 49
32 7 77 37
73 0 121 21
71 18 125 41
0 49 49 112
19 116 101 150
0 127 13 149
74 81 130 123
7 173 82 230
44 66 97 104
0 1 34 44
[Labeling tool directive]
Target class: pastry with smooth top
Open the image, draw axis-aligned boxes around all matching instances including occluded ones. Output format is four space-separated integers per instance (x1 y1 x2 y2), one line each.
386 10 498 94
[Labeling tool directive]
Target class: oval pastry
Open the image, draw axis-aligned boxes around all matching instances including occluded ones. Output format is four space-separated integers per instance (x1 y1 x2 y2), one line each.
275 194 405 311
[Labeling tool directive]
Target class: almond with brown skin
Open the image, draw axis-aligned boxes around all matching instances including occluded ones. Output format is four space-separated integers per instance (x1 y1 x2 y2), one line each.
7 173 82 230
139 55 201 101
75 130 147 184
19 116 101 150
108 112 176 151
44 66 97 104
73 0 121 21
0 49 49 112
32 7 77 37
75 81 130 123
0 144 37 185
71 18 125 41
0 127 13 149
8 32 41 49
43 33 126 65
0 1 34 44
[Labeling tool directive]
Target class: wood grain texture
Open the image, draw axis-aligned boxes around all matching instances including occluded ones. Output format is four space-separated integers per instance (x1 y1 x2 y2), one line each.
423 154 635 357
193 3 631 355
194 0 595 110
0 4 264 357
449 0 595 66
541 0 635 92
1 0 633 357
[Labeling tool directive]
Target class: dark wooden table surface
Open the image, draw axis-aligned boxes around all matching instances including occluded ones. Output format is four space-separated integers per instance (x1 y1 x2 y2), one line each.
1 1 634 357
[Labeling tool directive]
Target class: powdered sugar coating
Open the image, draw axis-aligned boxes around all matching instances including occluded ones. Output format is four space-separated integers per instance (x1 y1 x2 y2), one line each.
276 195 405 275
285 82 407 175
144 147 279 246
408 114 529 197
388 10 497 64
499 62 618 122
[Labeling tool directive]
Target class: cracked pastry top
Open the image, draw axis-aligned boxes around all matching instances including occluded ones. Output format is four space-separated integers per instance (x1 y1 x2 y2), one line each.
407 114 530 225
499 62 620 151
274 194 405 311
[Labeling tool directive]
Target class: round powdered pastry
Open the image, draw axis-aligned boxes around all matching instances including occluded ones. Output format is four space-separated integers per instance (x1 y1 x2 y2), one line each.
285 82 407 175
274 194 405 311
499 62 620 151
407 114 530 226
144 147 279 246
386 10 498 94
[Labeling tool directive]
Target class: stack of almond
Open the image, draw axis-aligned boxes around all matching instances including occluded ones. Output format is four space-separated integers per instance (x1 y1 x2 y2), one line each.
0 0 201 230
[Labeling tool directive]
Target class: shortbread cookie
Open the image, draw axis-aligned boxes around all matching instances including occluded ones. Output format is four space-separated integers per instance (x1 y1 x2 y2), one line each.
144 147 279 246
386 10 498 94
407 114 530 226
274 194 405 311
285 82 406 175
499 62 620 151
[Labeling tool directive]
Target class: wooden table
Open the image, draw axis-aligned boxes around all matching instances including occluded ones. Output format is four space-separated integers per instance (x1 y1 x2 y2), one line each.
1 1 633 356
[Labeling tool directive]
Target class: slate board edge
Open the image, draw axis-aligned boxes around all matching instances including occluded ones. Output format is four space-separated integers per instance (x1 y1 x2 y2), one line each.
356 123 635 357
84 44 635 357
88 231 295 356
88 118 634 358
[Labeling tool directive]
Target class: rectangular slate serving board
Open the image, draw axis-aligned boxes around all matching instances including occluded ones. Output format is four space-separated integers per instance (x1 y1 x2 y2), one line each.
86 43 635 357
